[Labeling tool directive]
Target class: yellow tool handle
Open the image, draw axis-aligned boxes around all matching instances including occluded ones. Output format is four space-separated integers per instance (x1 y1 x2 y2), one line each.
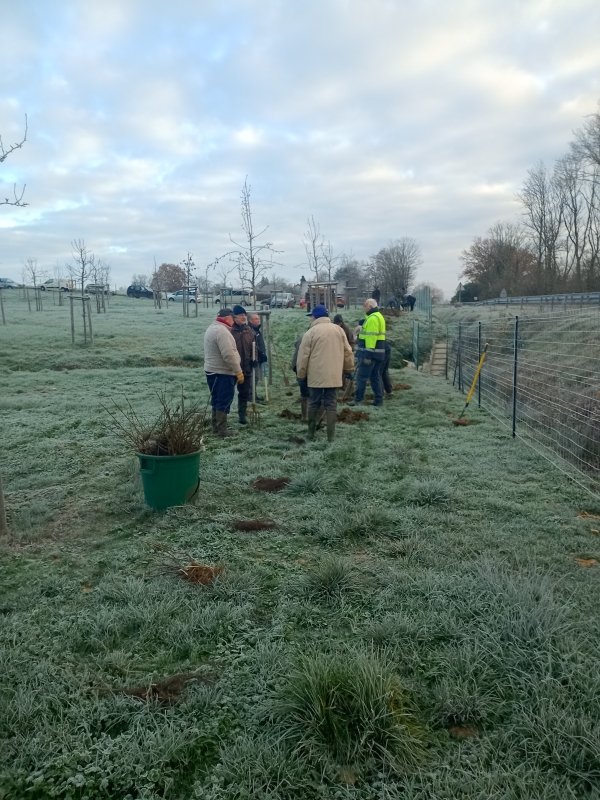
465 343 489 405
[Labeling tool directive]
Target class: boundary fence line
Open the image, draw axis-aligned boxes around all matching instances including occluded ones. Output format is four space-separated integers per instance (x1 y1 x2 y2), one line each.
446 308 600 495
475 291 600 309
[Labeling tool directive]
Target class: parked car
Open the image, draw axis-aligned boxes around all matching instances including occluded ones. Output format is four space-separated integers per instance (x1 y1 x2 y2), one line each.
126 285 153 299
0 278 21 289
214 289 254 306
270 292 295 308
85 283 114 295
40 278 71 291
168 288 199 303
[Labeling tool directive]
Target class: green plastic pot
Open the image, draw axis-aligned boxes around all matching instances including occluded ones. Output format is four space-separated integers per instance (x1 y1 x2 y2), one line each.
136 450 201 510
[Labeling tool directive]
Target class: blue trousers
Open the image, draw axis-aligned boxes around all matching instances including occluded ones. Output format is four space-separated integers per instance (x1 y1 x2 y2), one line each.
206 372 236 413
354 351 384 405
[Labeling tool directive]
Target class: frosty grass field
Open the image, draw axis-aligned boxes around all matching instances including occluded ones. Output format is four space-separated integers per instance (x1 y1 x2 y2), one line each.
1 291 599 799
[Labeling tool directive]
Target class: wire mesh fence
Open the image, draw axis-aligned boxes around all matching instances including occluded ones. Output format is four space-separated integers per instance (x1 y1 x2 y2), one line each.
447 308 600 493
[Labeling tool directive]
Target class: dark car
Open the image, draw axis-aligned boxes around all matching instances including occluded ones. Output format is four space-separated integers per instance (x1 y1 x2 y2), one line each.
126 285 153 299
0 278 21 290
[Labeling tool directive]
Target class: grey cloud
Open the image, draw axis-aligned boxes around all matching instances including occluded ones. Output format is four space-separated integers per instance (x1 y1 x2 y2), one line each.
1 0 599 292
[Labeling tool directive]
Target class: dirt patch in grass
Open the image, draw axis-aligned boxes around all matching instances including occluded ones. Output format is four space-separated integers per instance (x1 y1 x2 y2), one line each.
252 476 291 492
392 383 412 391
116 672 213 702
288 435 306 445
338 408 370 424
449 725 479 738
453 419 470 426
280 409 301 420
233 518 277 531
179 563 223 584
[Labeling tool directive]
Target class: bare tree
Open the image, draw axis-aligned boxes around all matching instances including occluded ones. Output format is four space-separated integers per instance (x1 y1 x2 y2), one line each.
218 178 283 309
180 252 195 317
22 257 47 289
131 273 150 286
68 239 94 343
370 238 422 299
0 115 28 207
303 216 324 281
572 101 600 170
22 257 47 311
321 240 342 281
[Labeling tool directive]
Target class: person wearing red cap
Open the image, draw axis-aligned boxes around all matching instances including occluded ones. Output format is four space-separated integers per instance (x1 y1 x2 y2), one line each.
203 308 244 437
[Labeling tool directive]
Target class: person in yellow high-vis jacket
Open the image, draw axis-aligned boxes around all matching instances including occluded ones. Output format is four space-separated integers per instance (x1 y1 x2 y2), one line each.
350 298 386 406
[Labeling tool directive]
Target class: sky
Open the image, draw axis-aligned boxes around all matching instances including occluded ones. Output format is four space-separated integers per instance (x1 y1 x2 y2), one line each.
1 0 599 295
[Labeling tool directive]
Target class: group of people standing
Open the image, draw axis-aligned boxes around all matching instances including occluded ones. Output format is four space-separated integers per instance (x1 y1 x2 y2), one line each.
203 305 267 438
203 296 392 441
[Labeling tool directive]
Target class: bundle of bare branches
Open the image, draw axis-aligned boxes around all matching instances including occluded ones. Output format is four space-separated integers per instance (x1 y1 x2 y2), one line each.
105 390 207 456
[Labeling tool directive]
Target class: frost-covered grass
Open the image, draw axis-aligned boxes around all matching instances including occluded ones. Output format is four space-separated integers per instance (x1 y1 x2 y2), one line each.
1 293 600 799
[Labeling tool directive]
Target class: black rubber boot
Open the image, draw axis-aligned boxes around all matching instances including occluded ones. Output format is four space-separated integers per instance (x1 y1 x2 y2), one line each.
215 411 237 438
211 409 218 433
307 408 318 441
326 409 337 442
300 398 309 423
238 398 248 425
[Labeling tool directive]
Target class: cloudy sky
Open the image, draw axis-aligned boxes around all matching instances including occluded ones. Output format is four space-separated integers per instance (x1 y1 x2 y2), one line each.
1 0 599 294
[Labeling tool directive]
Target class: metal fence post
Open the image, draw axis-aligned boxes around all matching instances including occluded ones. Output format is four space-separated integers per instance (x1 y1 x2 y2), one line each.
478 321 481 407
512 315 518 438
458 322 462 392
445 325 449 380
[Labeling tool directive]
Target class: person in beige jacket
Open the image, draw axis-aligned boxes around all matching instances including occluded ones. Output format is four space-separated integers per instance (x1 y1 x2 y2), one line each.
296 304 354 442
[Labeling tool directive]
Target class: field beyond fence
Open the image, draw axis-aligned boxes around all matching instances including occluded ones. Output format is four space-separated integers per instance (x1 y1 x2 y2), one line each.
446 307 600 495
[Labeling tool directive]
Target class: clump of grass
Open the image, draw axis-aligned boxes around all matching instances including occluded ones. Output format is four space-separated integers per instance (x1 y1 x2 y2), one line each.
301 557 356 601
285 468 332 495
330 505 401 541
273 649 424 773
408 476 452 507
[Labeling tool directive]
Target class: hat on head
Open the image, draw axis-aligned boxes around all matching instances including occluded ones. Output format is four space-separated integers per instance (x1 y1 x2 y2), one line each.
218 308 234 317
308 304 329 318
333 314 343 324
233 304 247 315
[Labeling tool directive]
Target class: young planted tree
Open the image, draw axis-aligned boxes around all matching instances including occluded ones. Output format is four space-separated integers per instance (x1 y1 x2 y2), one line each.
303 216 324 281
321 240 342 281
180 252 195 317
217 178 283 309
23 257 47 311
0 115 28 207
68 239 94 344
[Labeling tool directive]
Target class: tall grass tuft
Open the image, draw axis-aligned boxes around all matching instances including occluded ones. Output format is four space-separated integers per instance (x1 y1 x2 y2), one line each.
301 557 355 602
273 649 424 774
285 468 332 495
409 476 452 507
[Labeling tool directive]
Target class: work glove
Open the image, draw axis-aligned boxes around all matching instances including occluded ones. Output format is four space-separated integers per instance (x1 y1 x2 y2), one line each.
236 373 245 384
363 359 371 366
251 360 259 368
346 372 355 379
297 379 304 387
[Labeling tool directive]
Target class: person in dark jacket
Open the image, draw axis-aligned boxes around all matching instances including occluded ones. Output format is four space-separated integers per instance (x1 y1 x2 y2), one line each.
231 305 256 424
292 334 310 422
333 314 355 348
382 341 393 397
248 312 267 402
371 286 381 305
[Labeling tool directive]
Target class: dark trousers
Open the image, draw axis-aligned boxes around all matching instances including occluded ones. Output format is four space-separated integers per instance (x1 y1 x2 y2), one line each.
236 374 252 401
354 351 383 405
308 387 337 411
297 378 310 399
382 347 393 394
206 373 236 413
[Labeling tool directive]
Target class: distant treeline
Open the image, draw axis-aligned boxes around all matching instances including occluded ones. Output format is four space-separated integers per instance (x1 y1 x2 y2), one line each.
456 101 600 302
